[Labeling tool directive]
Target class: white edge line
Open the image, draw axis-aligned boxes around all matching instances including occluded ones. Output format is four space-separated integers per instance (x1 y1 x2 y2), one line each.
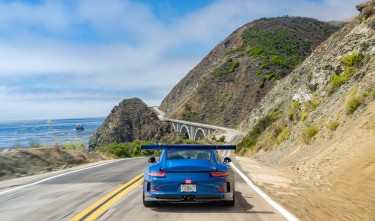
230 162 300 221
0 157 143 196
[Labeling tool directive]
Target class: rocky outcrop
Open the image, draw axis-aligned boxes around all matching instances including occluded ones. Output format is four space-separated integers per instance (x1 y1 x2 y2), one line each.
160 17 340 128
357 0 375 19
89 98 171 149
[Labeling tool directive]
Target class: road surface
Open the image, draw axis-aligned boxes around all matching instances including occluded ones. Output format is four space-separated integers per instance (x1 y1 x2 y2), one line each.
0 158 290 221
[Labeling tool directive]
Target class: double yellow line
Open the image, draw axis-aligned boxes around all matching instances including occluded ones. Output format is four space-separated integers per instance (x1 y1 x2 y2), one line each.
70 173 144 221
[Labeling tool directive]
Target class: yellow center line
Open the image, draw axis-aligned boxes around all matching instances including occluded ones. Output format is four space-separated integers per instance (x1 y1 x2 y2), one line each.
70 173 144 221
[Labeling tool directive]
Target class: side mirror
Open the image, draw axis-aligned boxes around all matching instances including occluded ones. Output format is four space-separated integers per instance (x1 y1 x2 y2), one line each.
148 157 156 164
223 157 232 164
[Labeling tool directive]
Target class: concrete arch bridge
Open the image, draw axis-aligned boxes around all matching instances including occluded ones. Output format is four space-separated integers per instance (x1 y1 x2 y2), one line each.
167 119 216 141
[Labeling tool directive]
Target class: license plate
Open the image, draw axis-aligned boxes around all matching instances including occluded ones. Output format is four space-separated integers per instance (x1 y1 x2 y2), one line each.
181 184 196 192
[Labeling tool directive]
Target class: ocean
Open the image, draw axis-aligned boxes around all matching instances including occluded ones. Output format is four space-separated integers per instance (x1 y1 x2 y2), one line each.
0 117 105 149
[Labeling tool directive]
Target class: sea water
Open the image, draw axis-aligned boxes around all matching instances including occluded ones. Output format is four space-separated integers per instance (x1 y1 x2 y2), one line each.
0 117 105 149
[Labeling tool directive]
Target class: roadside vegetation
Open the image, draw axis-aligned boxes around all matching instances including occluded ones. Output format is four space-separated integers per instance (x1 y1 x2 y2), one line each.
181 104 199 122
95 136 202 158
238 93 322 155
326 120 340 131
237 107 280 154
329 53 363 93
0 145 109 181
301 125 319 144
224 17 338 89
213 58 240 78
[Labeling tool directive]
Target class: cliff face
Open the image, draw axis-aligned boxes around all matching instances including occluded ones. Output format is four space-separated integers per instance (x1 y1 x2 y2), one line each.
160 17 340 128
89 98 171 149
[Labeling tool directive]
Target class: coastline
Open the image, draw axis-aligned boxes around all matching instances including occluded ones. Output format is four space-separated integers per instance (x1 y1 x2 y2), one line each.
0 117 105 149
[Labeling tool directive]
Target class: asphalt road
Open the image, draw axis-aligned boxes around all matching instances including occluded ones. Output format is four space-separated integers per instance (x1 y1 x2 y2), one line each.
0 158 289 221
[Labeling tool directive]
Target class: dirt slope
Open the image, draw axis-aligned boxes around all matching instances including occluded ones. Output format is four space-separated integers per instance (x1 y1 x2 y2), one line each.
236 101 375 221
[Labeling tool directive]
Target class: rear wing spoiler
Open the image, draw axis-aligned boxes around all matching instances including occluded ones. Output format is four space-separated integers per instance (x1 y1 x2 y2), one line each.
141 144 236 150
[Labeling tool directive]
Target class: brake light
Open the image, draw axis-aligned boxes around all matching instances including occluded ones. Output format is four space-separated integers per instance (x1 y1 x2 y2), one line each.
185 179 192 184
148 171 166 177
210 171 229 177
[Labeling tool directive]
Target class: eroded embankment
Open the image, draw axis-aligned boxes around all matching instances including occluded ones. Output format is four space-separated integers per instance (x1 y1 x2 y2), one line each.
0 147 110 181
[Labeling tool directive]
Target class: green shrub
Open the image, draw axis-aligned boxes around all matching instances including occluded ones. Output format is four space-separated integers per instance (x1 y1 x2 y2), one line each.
238 111 279 150
329 67 354 93
96 140 155 158
301 113 308 121
251 48 264 58
271 56 286 67
225 46 244 55
63 139 85 150
277 128 291 144
345 94 363 114
309 95 319 108
329 54 362 93
260 63 269 69
288 109 295 121
288 100 301 121
230 61 239 72
218 136 225 142
213 59 240 78
256 70 264 76
329 74 347 92
267 73 277 80
307 71 313 81
303 95 319 112
245 47 252 55
341 53 362 67
326 120 340 131
301 126 318 144
184 104 192 112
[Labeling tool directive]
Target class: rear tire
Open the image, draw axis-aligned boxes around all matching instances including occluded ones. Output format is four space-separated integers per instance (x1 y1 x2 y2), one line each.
143 191 159 207
222 190 235 207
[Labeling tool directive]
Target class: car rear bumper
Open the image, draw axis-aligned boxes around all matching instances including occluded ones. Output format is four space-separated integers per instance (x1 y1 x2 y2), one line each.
144 192 234 202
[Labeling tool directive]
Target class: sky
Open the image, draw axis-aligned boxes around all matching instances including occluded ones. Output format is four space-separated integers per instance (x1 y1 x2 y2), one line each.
0 0 361 121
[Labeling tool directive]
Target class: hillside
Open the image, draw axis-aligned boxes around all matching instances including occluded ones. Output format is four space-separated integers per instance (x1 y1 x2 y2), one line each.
232 2 375 220
160 16 340 128
89 98 172 149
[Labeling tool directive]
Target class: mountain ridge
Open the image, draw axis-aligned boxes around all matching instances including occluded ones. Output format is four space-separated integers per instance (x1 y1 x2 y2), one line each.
160 16 340 128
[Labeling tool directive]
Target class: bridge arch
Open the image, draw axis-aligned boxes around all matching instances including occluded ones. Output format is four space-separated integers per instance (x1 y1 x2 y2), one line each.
194 128 206 141
180 125 190 139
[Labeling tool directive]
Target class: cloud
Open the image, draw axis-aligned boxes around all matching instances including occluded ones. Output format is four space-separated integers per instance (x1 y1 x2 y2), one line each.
0 0 360 120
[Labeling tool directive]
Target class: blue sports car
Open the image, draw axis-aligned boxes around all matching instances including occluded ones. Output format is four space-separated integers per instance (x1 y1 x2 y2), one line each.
141 144 236 207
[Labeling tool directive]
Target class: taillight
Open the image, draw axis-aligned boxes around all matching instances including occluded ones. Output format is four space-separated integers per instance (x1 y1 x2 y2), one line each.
210 171 229 177
148 171 166 177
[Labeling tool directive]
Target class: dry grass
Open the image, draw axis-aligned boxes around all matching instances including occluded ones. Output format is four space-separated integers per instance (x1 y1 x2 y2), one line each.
0 147 110 181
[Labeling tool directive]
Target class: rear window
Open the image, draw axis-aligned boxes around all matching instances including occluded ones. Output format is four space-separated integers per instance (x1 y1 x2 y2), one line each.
166 149 211 160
